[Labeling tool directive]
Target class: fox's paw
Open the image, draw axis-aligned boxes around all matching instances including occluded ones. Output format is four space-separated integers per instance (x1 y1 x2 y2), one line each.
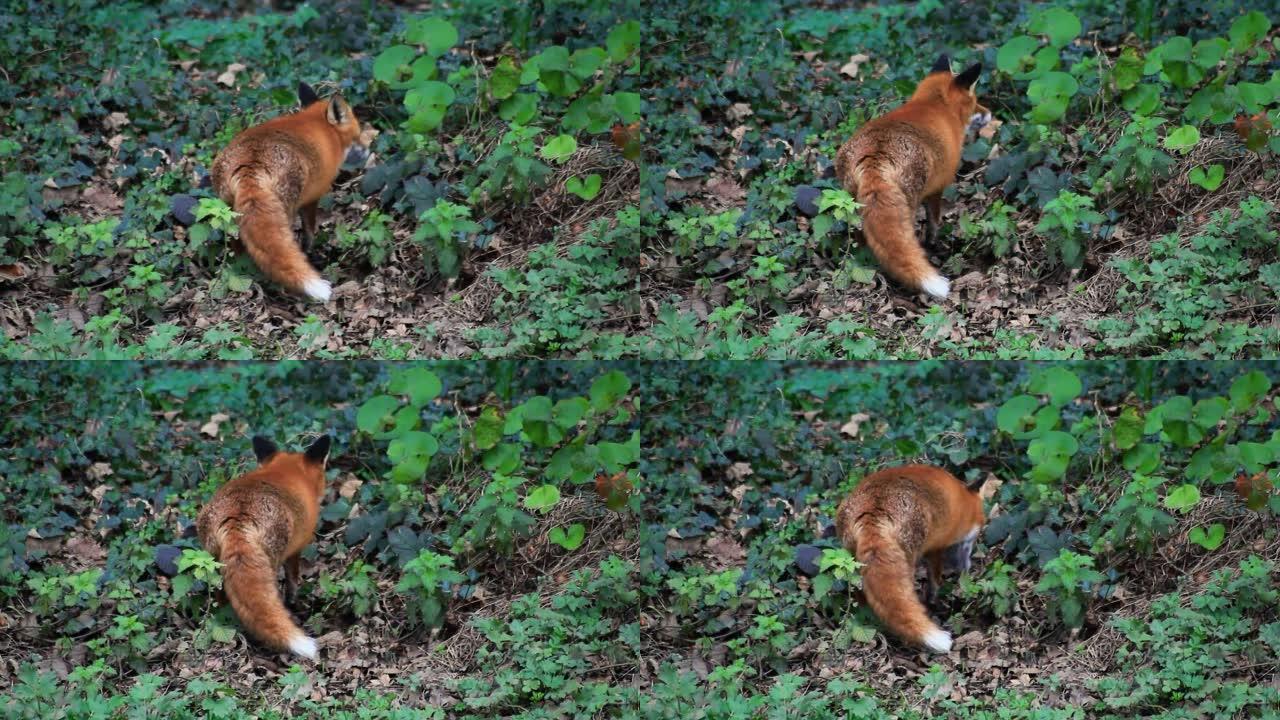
923 628 953 654
303 278 333 303
921 273 951 300
968 110 993 134
289 634 319 660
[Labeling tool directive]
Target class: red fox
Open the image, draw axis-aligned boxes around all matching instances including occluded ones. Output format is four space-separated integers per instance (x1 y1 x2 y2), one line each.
211 82 362 302
835 464 985 653
835 55 991 299
196 434 330 659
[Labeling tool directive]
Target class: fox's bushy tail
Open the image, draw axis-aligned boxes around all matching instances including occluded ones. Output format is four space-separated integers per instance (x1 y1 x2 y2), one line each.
220 532 317 660
855 527 952 653
856 180 949 299
234 185 331 302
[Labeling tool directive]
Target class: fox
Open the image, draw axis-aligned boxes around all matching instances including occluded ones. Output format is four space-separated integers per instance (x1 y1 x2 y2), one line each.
211 82 363 302
196 434 331 660
834 54 992 299
835 464 985 654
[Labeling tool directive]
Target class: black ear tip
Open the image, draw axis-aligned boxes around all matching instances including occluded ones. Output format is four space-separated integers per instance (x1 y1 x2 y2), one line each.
955 62 983 88
305 434 332 462
931 54 952 73
298 81 320 107
252 436 279 462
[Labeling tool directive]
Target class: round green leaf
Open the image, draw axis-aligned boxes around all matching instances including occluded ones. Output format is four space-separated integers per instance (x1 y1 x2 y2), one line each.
373 45 417 85
566 174 603 200
606 20 641 62
1229 11 1271 52
405 81 456 111
524 484 561 512
1188 164 1224 191
489 57 521 99
1189 523 1225 550
1163 125 1200 153
1122 84 1161 115
406 17 458 57
357 395 400 433
1029 7 1081 48
996 35 1039 74
997 394 1040 434
549 523 586 550
590 370 632 411
540 134 578 163
499 93 539 124
1163 483 1201 512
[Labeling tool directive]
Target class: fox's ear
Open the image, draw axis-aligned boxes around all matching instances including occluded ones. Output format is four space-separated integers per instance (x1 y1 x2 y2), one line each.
931 54 951 74
305 434 331 465
955 63 982 91
298 81 320 108
326 96 350 125
252 436 278 462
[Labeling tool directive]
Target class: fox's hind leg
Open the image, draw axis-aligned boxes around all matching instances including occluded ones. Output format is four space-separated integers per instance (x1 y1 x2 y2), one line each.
924 550 945 605
299 203 318 253
923 193 943 248
284 554 301 606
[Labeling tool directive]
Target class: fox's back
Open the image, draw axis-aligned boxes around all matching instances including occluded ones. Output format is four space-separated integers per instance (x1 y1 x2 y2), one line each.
837 465 979 557
197 468 319 561
211 103 346 208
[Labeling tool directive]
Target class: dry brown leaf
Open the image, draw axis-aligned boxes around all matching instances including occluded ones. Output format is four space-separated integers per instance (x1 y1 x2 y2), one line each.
839 53 871 78
200 412 231 437
839 412 871 438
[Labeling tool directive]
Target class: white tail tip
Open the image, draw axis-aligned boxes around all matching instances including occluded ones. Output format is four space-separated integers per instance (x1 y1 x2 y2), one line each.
922 628 953 654
921 274 951 300
302 278 332 303
289 634 318 660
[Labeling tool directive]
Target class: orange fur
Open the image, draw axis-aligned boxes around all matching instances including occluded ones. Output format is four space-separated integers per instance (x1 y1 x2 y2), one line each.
196 436 330 659
835 464 985 653
211 87 362 302
835 57 990 299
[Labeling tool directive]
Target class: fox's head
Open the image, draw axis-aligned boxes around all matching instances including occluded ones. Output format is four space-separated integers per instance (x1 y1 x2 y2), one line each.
251 433 331 499
916 54 992 135
943 479 987 572
298 81 365 162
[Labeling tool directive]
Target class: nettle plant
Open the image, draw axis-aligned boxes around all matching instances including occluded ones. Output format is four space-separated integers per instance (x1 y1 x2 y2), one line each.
372 15 642 277
355 367 640 626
